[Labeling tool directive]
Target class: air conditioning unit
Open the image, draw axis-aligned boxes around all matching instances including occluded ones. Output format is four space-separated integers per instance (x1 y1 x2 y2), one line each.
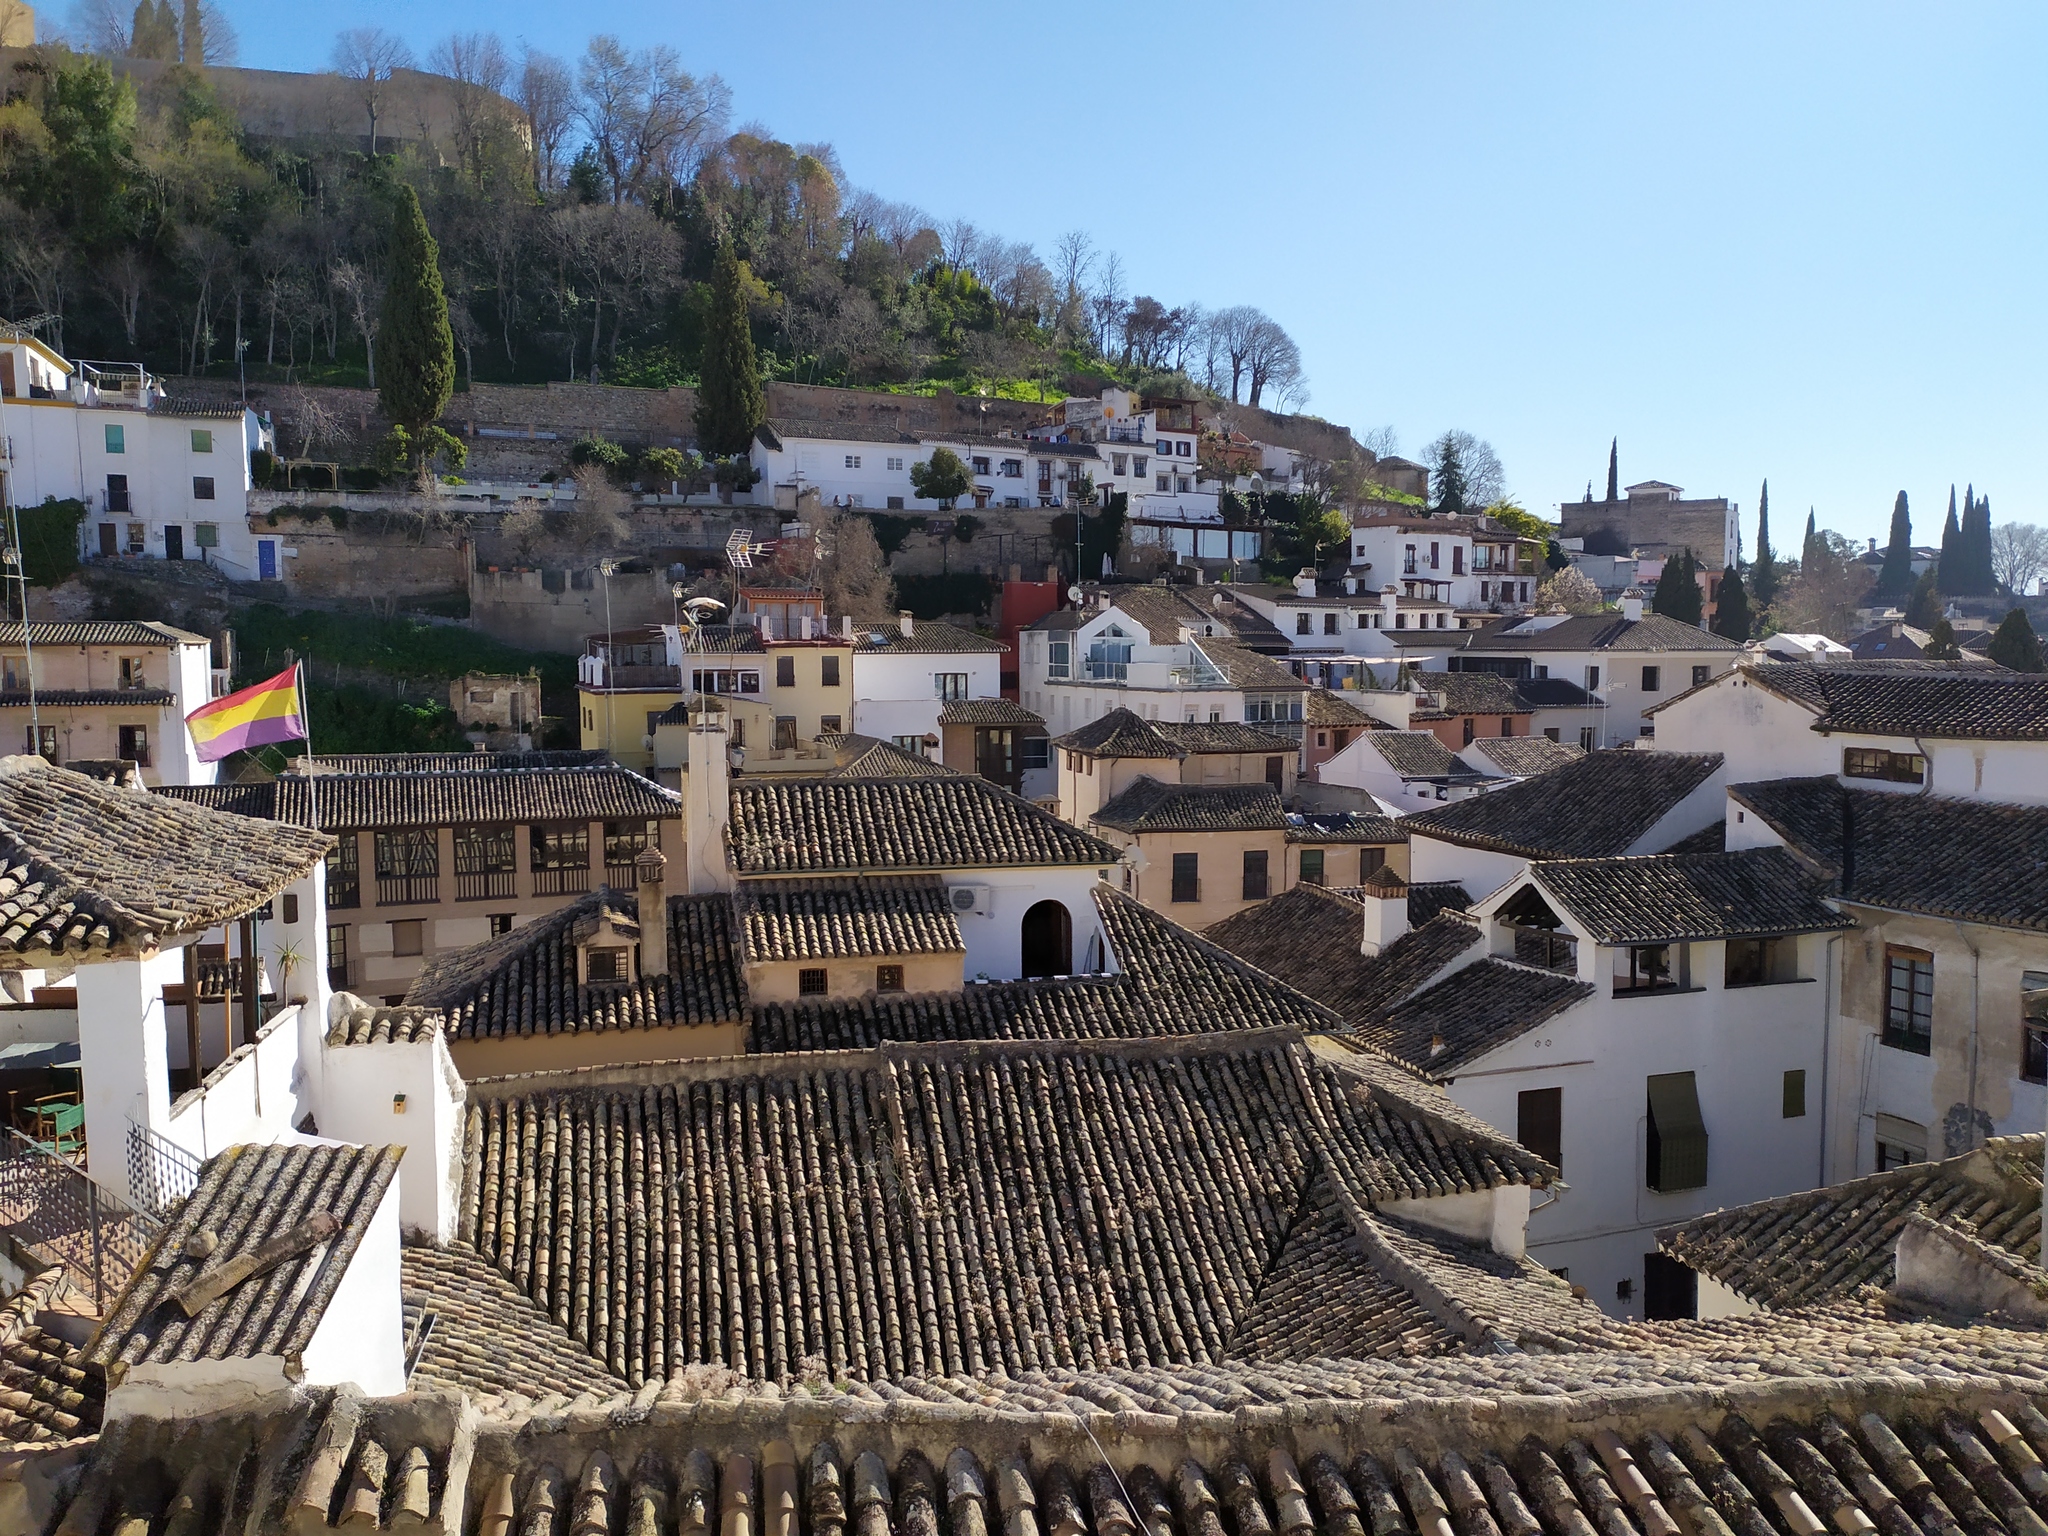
948 884 993 917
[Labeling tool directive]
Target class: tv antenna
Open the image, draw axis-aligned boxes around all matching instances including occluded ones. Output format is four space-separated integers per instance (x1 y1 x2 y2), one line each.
724 529 756 570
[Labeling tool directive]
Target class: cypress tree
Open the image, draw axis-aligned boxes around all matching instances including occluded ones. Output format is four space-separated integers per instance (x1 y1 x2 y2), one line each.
696 238 765 458
1802 510 1818 567
1605 438 1618 501
180 0 203 64
1903 568 1941 629
1652 549 1703 624
1878 490 1914 594
1987 608 2044 672
1936 488 1961 591
1711 563 1751 641
1968 492 1994 595
1751 480 1778 607
376 183 459 472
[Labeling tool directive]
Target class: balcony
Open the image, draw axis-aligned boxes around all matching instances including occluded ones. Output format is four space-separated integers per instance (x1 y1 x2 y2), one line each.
533 864 591 896
1105 426 1148 445
376 874 440 906
1084 660 1129 682
455 869 515 901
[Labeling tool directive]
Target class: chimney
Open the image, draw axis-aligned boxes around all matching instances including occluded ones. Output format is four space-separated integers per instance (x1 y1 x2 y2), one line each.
1343 575 1358 596
1293 569 1318 598
800 614 813 640
684 706 734 894
1381 586 1399 628
1620 587 1645 622
1359 864 1409 956
635 846 669 978
899 610 915 638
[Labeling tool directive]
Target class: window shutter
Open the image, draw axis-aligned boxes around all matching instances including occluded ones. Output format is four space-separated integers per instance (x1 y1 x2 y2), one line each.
1646 1071 1708 1192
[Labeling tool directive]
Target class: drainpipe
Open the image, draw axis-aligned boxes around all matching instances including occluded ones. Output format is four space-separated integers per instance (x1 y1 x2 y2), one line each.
1818 933 1839 1185
1953 918 1982 1152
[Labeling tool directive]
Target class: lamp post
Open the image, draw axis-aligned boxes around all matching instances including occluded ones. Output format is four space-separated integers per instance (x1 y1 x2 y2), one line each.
598 557 619 760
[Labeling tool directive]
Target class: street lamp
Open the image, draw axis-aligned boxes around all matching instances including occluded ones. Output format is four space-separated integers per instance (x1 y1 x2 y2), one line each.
598 557 619 759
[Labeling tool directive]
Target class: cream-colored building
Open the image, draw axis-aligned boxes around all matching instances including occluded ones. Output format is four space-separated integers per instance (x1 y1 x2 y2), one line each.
0 619 224 785
1052 707 1298 829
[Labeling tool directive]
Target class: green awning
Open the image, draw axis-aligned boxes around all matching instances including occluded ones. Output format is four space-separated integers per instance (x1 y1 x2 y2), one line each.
1647 1071 1708 1192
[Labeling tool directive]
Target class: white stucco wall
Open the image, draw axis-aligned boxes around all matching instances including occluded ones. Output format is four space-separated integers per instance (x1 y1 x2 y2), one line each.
851 650 1004 745
297 1173 407 1397
317 1021 467 1242
74 948 183 1205
952 868 1111 981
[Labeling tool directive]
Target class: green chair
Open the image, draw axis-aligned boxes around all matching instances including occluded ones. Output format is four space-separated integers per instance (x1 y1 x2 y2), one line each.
30 1100 84 1162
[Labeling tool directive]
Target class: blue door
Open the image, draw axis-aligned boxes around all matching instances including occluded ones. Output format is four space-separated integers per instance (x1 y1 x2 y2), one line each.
258 540 277 581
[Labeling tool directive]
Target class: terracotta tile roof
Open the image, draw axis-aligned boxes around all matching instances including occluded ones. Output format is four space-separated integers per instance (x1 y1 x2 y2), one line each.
459 1027 1552 1386
0 1268 101 1444
1461 613 1747 653
1361 959 1594 1074
1052 707 1295 758
159 763 681 830
673 623 767 655
1197 637 1310 691
0 755 332 959
0 689 174 707
735 876 964 962
1287 810 1407 843
305 749 610 772
1304 687 1380 726
1408 751 1723 859
728 775 1118 873
1089 583 1229 644
1364 730 1474 779
1529 847 1852 944
758 417 918 447
852 620 1006 654
395 889 745 1039
1205 885 1483 1023
1405 880 1474 923
401 1243 623 1399
1465 735 1584 778
1660 1134 2043 1309
1091 776 1287 833
1745 660 2048 739
0 620 206 647
1731 777 2048 931
1425 673 1525 714
1513 675 1602 709
83 1142 401 1380
935 697 1043 726
152 396 248 419
808 734 956 777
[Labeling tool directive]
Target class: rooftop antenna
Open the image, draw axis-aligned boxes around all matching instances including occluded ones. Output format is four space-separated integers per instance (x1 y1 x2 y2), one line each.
724 528 754 618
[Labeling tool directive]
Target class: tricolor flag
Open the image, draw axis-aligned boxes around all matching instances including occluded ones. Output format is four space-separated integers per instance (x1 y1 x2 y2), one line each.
185 664 309 763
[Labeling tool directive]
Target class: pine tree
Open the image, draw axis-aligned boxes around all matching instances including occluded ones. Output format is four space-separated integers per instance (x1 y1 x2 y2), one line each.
1938 487 1962 592
1924 617 1961 660
1751 480 1778 607
1878 490 1914 594
180 0 203 64
695 238 765 458
1432 438 1468 514
375 183 461 474
1605 438 1618 501
1903 568 1941 629
1652 549 1703 624
1987 608 2044 672
1711 563 1751 640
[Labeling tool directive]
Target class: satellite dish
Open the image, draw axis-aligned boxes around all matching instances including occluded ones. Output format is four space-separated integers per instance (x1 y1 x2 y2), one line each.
1066 586 1082 603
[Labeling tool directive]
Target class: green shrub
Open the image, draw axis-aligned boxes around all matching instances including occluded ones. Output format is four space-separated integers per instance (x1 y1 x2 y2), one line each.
895 572 997 620
13 498 86 587
571 436 630 470
250 448 276 486
869 514 925 559
326 506 349 529
952 513 982 543
639 446 687 483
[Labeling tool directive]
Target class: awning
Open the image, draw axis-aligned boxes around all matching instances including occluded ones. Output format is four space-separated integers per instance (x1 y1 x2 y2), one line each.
1647 1071 1708 1192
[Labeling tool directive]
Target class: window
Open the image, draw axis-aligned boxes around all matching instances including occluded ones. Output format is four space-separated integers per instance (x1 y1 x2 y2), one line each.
1112 454 1128 476
971 456 992 475
602 819 656 878
886 497 904 509
192 476 215 500
327 923 351 989
1875 1114 1926 1170
1133 456 1148 476
1640 665 1660 691
23 724 53 761
1156 474 1169 492
530 822 592 894
1323 612 1339 635
1452 546 1465 575
104 424 124 453
391 920 425 958
1616 943 1684 995
1844 748 1926 784
1544 727 1560 742
799 967 828 996
1265 756 1283 788
820 714 842 733
190 429 213 453
1177 476 1191 493
488 913 514 937
1725 935 1797 987
327 834 360 909
2025 972 2048 1084
1579 726 1596 752
1782 1069 1806 1119
1883 946 1934 1054
1586 665 1600 690
1047 640 1071 679
194 522 218 549
1360 846 1386 882
1296 613 1312 635
118 656 144 689
887 457 903 472
775 656 796 687
1242 850 1269 901
1021 735 1048 769
375 829 440 904
117 724 149 765
1000 459 1023 478
1646 1071 1708 1192
1395 613 1407 630
844 454 862 469
1642 1253 1697 1321
1299 848 1325 886
1691 665 1710 687
587 946 630 983
1403 544 1417 574
1517 1087 1562 1171
1171 852 1199 903
935 673 969 701
1461 718 1476 747
877 964 904 993
894 734 928 757
1429 541 1440 569
773 716 798 750
821 655 841 687
126 520 145 553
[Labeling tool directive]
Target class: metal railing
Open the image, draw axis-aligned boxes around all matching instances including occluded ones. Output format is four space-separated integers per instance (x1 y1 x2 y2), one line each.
0 1127 160 1308
126 1119 201 1219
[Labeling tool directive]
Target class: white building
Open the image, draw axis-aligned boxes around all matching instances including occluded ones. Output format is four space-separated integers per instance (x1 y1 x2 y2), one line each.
749 420 1098 512
1317 729 1499 809
849 614 1007 750
0 332 274 581
1225 572 1459 666
1018 585 1308 741
1348 512 1540 612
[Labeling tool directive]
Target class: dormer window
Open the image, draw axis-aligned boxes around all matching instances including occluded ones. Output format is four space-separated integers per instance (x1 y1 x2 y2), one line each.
1496 885 1576 972
586 946 631 984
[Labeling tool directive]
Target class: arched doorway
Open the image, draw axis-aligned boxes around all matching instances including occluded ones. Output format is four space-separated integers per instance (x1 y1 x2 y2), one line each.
1020 900 1072 978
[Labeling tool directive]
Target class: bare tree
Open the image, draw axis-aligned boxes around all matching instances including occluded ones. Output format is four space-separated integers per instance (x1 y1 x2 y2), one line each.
1244 316 1305 410
331 28 415 155
939 217 982 272
65 0 130 54
280 386 343 461
1357 425 1400 460
517 49 576 192
1423 430 1507 508
1993 523 2048 597
98 247 147 347
329 259 383 388
0 203 70 353
1535 567 1608 615
576 36 730 205
1088 250 1127 356
1204 306 1262 402
429 32 511 185
1052 229 1093 343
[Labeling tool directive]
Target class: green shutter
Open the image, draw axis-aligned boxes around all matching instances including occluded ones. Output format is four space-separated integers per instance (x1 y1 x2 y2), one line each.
1782 1069 1806 1119
1647 1071 1708 1191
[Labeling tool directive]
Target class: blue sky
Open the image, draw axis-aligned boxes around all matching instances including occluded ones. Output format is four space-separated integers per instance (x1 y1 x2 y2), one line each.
224 2 2042 550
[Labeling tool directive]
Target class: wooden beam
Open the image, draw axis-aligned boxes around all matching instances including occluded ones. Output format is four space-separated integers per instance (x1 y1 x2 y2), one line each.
181 941 200 1088
237 916 259 1048
167 1210 337 1316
